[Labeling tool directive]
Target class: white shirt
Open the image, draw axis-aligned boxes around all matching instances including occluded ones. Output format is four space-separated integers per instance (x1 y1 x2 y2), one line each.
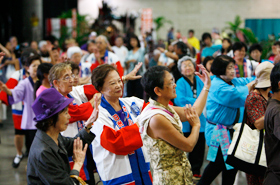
112 45 129 68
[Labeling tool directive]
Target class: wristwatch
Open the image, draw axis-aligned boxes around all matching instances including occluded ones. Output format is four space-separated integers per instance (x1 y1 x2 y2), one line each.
203 87 209 92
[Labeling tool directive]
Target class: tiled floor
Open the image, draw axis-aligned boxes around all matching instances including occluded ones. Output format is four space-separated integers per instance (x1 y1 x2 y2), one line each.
0 108 28 185
0 107 247 185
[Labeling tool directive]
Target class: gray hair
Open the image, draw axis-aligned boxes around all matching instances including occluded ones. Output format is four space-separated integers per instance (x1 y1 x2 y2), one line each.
177 56 196 73
96 35 109 44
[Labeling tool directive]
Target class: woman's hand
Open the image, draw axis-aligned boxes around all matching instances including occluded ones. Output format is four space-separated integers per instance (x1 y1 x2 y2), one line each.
195 64 211 89
85 95 100 129
0 81 12 95
157 47 165 53
124 62 143 81
0 52 5 63
72 137 88 169
184 104 200 128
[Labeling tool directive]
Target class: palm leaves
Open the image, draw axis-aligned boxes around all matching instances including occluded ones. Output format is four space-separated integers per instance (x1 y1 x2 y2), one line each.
153 16 173 32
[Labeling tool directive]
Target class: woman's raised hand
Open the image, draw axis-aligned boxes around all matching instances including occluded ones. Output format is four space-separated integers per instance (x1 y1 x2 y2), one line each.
85 94 100 128
125 62 143 81
0 52 5 64
184 104 200 128
72 137 88 167
0 80 9 94
195 64 211 89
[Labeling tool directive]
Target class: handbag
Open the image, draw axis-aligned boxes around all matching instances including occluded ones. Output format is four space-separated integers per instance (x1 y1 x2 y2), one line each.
226 108 267 176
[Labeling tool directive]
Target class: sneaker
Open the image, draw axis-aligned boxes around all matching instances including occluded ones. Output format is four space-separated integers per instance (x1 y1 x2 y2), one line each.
12 154 23 168
193 174 201 181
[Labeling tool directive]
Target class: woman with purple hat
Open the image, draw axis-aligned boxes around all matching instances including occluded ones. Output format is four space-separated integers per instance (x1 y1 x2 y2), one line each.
27 88 98 185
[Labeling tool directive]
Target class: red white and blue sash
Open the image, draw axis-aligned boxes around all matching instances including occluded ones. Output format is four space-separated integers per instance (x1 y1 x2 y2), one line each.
101 96 152 185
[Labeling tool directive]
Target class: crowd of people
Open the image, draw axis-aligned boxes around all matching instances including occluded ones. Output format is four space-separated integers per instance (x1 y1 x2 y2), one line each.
0 26 280 185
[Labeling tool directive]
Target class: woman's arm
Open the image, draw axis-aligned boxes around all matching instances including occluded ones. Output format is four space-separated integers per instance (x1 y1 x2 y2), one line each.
100 124 143 155
254 116 264 130
0 44 11 58
0 81 12 96
158 47 179 61
173 64 211 120
148 105 200 152
68 102 94 123
34 150 81 185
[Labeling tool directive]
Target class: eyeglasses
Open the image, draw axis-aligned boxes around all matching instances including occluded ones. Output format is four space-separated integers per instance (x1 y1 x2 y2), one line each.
59 74 76 81
164 79 175 87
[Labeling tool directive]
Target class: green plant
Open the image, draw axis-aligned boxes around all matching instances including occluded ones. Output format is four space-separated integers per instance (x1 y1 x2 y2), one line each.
153 16 173 32
224 15 275 59
224 15 243 42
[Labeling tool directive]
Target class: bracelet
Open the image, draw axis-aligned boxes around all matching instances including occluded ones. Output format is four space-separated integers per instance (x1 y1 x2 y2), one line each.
122 75 127 82
85 125 92 131
70 175 87 185
203 87 209 92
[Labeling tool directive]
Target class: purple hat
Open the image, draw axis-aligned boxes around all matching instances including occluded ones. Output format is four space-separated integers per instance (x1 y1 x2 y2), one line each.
32 88 73 122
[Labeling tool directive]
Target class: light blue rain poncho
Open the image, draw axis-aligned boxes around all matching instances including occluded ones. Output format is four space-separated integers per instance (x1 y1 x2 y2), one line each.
205 75 254 170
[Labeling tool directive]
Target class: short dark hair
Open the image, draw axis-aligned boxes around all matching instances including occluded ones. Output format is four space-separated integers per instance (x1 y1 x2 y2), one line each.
35 107 67 132
141 66 168 100
189 29 194 34
203 56 214 71
115 36 124 41
273 41 280 47
128 34 141 50
176 41 188 55
34 63 53 99
25 54 42 67
271 63 280 93
202 32 212 42
221 38 232 53
68 62 80 73
20 48 38 66
52 46 59 51
91 64 118 92
211 55 235 76
249 43 262 54
232 42 247 53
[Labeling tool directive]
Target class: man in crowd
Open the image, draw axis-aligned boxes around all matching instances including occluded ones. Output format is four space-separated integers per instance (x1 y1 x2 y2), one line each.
95 35 123 76
201 32 222 62
264 63 280 184
187 29 200 51
112 36 128 69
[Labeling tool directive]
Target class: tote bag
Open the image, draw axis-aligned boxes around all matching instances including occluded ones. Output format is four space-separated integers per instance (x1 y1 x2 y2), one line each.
226 112 267 176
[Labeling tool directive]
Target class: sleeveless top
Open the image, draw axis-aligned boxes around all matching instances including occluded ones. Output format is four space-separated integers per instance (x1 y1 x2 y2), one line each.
138 99 193 185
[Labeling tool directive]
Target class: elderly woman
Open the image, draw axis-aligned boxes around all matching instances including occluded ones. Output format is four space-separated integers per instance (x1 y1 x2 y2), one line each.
174 56 207 181
48 62 98 184
232 42 258 78
48 63 97 135
244 62 274 185
90 63 153 185
27 88 98 185
197 55 255 185
138 64 210 185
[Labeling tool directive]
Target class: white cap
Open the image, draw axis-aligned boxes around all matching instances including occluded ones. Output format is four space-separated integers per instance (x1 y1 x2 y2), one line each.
67 46 82 59
38 40 47 49
89 31 97 38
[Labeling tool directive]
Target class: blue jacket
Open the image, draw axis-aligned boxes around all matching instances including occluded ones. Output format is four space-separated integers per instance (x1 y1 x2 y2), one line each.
205 75 255 146
174 76 206 133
